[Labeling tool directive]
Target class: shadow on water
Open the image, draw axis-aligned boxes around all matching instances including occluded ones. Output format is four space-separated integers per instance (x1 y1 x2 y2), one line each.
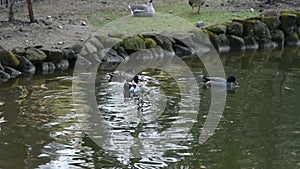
0 47 299 168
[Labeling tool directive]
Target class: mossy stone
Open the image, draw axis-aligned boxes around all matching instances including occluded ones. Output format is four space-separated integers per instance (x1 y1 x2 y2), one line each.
226 22 243 37
227 35 246 50
142 33 175 53
285 32 300 46
280 14 297 34
210 34 231 52
244 36 259 50
271 30 285 48
121 35 146 51
261 16 281 30
0 51 20 67
25 48 47 61
281 11 300 26
205 24 226 35
253 20 271 39
232 19 255 37
144 38 158 48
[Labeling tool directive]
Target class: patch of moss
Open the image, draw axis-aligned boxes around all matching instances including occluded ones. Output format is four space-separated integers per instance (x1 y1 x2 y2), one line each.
261 16 281 30
121 35 146 50
144 38 158 48
0 51 20 67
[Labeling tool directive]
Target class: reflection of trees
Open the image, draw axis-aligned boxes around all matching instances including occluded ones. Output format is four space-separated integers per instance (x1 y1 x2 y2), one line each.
0 78 52 169
181 47 300 168
0 74 89 169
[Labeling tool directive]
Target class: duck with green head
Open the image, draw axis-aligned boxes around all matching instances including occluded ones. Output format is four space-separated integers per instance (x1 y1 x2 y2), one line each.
202 75 238 88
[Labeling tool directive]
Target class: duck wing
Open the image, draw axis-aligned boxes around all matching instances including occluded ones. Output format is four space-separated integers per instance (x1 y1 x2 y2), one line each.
188 0 205 6
206 77 226 82
129 4 150 14
200 75 226 83
107 71 135 83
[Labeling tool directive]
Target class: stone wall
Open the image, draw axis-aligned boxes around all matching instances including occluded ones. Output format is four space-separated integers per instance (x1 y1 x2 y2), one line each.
203 10 300 52
1 10 299 83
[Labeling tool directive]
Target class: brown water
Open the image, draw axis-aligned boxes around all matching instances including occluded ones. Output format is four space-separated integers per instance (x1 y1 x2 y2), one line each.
0 47 299 169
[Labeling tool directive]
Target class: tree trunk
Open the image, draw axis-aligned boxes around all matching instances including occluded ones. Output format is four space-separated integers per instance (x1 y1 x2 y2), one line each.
26 0 35 22
8 0 15 22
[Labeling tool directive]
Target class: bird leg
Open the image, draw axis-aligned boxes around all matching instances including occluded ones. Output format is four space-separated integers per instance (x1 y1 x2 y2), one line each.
197 6 201 14
192 6 195 14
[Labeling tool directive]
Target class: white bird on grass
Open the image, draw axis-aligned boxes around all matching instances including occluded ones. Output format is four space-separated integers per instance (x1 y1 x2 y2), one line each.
129 0 155 17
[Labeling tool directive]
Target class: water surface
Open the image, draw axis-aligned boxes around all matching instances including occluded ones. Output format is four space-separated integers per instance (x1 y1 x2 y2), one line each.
0 47 299 169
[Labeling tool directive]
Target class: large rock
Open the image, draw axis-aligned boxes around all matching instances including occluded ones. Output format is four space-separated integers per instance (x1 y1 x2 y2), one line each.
41 48 64 62
244 36 259 50
70 43 83 54
227 35 246 50
232 19 271 40
4 67 21 78
108 33 126 39
285 32 300 46
103 37 123 49
205 24 226 34
174 44 193 57
88 35 104 50
226 22 243 37
80 42 98 56
142 33 175 53
55 59 70 70
257 37 274 49
210 33 231 52
233 19 255 37
102 49 124 63
11 47 26 56
173 33 200 56
17 56 36 74
261 16 281 30
144 38 158 48
0 50 20 67
253 20 272 40
25 47 47 61
280 14 297 34
74 54 92 67
121 35 146 53
271 30 285 48
42 62 56 74
281 11 300 25
62 49 76 60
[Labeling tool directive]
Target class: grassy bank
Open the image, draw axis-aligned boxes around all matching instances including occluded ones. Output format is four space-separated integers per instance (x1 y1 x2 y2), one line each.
91 0 259 28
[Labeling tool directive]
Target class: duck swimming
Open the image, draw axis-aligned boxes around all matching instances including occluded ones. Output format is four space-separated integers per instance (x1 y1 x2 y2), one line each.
201 75 238 88
127 75 141 93
129 0 155 17
106 71 134 83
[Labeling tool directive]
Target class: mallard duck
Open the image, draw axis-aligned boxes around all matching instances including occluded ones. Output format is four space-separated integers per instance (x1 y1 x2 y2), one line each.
129 0 155 17
107 72 141 96
201 75 238 88
188 0 205 15
127 75 141 93
106 71 134 83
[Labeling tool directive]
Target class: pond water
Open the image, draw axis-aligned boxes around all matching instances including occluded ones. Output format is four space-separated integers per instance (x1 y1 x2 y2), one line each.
0 47 300 169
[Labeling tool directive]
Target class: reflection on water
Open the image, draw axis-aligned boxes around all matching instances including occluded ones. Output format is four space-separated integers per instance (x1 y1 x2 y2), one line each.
0 47 300 168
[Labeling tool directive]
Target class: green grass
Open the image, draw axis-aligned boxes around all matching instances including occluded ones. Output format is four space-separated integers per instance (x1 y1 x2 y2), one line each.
159 3 259 25
90 0 259 30
96 13 199 35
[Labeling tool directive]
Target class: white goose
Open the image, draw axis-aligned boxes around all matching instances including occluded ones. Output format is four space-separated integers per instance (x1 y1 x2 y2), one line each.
129 0 155 17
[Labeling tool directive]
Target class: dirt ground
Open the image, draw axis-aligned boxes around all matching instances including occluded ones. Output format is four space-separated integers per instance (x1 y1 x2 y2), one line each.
0 0 299 50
